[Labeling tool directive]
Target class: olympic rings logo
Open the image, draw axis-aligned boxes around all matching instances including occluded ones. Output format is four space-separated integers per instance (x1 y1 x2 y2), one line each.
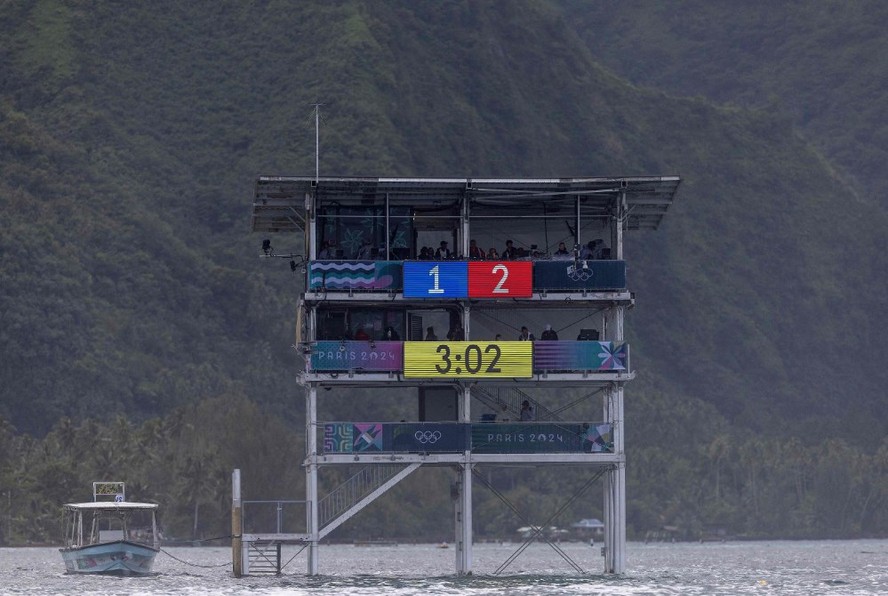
566 263 592 281
414 430 442 444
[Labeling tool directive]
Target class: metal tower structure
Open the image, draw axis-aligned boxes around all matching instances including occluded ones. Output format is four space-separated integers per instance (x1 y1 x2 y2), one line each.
248 176 679 575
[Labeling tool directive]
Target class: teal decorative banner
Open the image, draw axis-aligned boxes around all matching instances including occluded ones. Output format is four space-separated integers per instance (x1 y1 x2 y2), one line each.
322 422 613 454
389 423 468 452
310 341 402 372
472 423 613 453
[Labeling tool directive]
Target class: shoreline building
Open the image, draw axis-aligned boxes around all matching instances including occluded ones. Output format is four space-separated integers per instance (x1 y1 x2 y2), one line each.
248 176 679 575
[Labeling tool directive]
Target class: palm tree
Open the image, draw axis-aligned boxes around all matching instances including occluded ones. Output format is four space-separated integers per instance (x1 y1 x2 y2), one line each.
178 452 222 540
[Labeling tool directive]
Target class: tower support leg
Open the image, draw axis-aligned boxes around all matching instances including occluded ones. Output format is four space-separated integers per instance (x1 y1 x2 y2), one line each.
454 462 473 574
603 383 626 574
604 464 626 573
306 383 319 575
232 469 242 577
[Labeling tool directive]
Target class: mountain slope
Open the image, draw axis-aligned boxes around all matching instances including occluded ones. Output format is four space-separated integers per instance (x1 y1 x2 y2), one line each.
1 0 885 445
561 0 888 205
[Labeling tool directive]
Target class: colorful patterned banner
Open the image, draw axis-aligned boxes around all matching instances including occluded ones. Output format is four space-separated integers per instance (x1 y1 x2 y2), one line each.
579 423 615 453
322 422 613 454
533 341 628 372
309 341 403 372
532 260 626 291
323 423 385 453
309 261 402 291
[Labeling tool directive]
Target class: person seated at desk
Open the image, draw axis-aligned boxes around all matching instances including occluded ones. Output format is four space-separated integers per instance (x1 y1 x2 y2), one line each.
468 239 484 260
357 239 373 260
502 240 518 260
487 247 499 260
540 324 558 340
318 240 334 259
553 242 570 259
435 240 452 259
592 239 607 259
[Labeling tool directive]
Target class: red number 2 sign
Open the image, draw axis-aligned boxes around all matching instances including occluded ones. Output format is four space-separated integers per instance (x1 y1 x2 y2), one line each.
468 261 532 298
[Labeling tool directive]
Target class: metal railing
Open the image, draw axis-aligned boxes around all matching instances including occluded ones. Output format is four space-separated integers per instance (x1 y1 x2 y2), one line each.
318 465 405 529
242 500 306 535
473 385 561 421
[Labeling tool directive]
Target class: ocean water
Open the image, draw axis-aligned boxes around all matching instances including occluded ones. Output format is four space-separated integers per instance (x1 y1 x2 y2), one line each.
2 540 886 595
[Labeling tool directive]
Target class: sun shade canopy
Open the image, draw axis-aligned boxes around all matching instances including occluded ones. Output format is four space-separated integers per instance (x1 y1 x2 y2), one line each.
251 176 680 234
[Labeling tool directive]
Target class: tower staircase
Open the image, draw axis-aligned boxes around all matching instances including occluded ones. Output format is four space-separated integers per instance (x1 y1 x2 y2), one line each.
317 462 421 539
473 385 561 421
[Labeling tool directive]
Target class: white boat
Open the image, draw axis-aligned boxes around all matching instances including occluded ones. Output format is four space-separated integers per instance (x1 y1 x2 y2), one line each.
60 482 160 576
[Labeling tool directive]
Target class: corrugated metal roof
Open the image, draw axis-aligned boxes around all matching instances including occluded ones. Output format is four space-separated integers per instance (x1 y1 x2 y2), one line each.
251 176 680 233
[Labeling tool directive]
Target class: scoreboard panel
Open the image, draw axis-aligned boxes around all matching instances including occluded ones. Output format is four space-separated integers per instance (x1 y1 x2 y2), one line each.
403 261 467 298
403 260 532 299
403 341 532 378
468 261 532 298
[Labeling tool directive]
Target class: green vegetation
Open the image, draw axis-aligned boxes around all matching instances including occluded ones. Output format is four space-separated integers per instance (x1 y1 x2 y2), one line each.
561 0 888 205
2 395 885 543
0 396 301 544
0 0 886 543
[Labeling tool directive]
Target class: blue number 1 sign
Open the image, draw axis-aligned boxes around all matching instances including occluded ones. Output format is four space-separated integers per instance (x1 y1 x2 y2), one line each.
403 261 468 298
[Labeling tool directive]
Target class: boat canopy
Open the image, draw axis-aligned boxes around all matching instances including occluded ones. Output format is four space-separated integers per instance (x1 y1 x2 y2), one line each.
63 502 158 510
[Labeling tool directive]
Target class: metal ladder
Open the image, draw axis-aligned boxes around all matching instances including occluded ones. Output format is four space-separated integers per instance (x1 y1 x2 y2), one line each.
246 540 282 575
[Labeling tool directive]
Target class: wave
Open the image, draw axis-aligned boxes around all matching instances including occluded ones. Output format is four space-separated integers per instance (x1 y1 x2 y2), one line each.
311 262 376 272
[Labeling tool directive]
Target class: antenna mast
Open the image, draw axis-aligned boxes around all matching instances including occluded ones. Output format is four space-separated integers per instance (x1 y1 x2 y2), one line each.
313 103 322 182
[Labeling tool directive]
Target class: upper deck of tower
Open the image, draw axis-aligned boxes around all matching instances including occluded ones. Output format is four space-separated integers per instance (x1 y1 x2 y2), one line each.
251 176 680 236
251 176 679 302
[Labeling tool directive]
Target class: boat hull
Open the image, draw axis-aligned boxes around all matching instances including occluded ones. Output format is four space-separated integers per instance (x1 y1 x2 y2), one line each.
60 540 158 576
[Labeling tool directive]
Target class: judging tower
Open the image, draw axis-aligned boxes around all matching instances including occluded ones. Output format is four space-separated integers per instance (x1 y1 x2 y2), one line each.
250 176 679 575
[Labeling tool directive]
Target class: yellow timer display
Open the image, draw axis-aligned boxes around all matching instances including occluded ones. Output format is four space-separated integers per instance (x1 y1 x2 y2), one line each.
403 341 532 378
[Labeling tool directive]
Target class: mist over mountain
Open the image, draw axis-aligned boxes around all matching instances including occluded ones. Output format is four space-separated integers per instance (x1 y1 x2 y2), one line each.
562 0 888 206
1 1 885 542
562 0 888 435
